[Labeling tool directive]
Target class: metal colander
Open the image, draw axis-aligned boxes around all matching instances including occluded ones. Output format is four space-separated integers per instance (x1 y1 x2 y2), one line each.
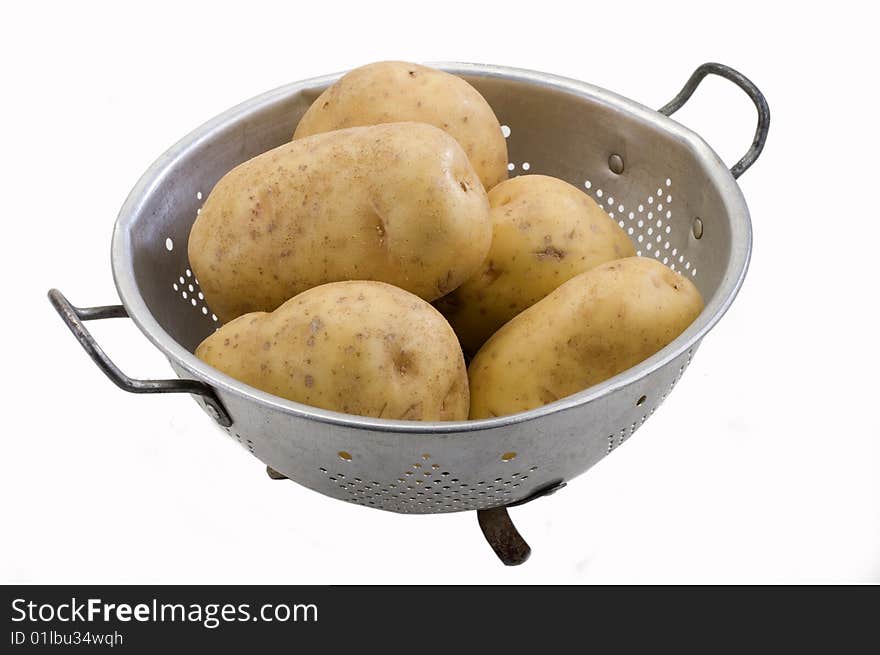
49 62 768 565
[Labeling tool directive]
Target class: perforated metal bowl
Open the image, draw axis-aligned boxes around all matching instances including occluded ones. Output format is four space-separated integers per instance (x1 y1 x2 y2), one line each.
50 62 768 565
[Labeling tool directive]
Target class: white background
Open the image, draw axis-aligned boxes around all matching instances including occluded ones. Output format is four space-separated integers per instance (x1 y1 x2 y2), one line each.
2 1 878 584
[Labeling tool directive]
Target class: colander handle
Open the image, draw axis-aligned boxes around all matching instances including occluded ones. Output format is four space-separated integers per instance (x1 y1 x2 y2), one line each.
47 288 233 427
659 62 770 179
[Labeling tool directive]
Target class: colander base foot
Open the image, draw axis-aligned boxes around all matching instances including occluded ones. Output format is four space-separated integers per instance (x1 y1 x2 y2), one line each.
477 507 531 566
266 466 288 480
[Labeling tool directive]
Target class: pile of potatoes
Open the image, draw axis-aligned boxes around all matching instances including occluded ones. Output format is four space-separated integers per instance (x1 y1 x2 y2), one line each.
190 61 704 422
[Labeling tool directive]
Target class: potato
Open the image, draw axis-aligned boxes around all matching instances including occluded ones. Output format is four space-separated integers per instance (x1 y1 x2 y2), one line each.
195 281 469 421
468 257 704 419
437 175 635 355
293 61 508 190
188 122 491 322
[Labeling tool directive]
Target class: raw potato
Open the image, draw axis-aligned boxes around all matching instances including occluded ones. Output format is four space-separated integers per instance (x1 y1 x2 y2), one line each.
437 175 635 355
195 281 469 421
468 257 704 419
293 61 508 190
188 122 491 322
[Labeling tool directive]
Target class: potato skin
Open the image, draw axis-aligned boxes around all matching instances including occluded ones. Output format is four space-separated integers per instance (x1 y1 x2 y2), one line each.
437 175 635 355
293 61 508 190
195 281 469 421
468 257 704 419
188 122 491 322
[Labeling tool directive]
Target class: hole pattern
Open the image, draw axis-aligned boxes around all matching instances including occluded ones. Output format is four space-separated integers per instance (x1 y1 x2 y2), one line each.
171 265 216 323
164 191 219 325
224 428 255 454
581 176 698 277
607 417 646 454
660 348 695 403
318 456 540 513
606 400 664 455
508 161 533 173
604 349 694 456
